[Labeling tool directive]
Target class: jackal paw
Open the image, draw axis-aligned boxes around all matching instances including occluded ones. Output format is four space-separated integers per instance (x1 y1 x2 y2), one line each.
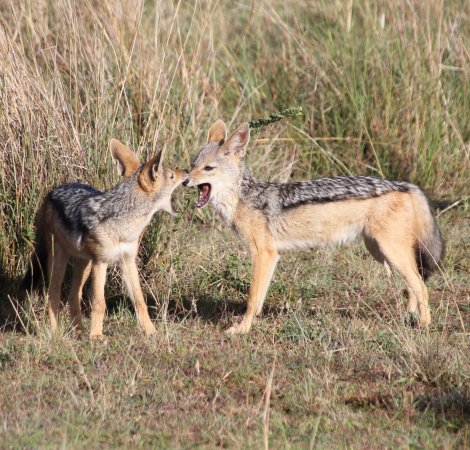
225 321 251 335
419 313 431 327
90 332 105 342
144 326 157 337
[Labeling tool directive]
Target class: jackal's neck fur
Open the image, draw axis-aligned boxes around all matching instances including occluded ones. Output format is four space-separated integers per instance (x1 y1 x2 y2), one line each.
206 163 249 224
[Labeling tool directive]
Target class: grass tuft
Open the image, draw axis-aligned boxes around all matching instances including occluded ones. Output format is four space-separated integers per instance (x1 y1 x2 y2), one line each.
0 0 469 447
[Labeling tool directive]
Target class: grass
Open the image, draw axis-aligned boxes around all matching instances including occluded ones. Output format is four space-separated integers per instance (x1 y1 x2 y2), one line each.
0 0 469 448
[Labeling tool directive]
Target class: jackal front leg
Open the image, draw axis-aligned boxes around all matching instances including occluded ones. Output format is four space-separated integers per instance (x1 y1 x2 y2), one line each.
120 257 156 336
226 248 279 335
90 261 108 340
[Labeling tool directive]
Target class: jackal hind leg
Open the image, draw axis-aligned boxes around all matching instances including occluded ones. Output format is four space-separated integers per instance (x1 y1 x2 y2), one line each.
90 261 108 340
68 258 91 331
47 242 69 332
363 235 392 278
226 247 279 335
120 256 156 336
375 237 430 326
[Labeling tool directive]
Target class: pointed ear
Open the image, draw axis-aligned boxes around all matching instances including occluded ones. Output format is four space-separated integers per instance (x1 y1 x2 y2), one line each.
148 151 163 181
207 119 227 145
138 151 164 192
221 122 250 157
110 139 140 176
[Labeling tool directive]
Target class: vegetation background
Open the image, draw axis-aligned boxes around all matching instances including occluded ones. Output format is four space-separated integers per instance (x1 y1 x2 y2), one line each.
0 0 469 448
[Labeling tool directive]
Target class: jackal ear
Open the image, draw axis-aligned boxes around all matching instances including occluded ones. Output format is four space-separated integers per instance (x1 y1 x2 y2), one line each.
110 139 140 177
207 119 227 145
149 150 163 181
222 122 250 157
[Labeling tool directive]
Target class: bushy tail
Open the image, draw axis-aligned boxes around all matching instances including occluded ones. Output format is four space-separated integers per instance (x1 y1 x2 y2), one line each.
21 201 49 291
414 193 444 281
22 239 47 291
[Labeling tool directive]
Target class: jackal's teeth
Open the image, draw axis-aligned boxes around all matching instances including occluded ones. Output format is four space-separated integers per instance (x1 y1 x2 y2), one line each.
196 183 211 208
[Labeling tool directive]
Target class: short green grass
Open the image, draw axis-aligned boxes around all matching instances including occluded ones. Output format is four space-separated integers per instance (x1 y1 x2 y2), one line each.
1 210 468 449
0 0 469 448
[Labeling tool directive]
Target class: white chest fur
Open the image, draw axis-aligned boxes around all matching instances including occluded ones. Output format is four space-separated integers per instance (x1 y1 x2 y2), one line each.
103 241 138 262
210 189 239 225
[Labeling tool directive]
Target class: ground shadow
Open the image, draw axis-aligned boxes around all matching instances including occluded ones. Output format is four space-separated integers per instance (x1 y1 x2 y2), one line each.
0 264 24 331
414 388 470 431
103 290 288 326
104 293 283 323
170 294 288 324
0 268 269 333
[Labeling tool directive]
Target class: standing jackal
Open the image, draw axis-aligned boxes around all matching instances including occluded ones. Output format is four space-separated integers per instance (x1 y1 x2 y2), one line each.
185 120 444 335
23 139 187 339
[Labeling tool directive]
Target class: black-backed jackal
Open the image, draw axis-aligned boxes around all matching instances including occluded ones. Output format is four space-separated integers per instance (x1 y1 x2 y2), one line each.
23 139 187 339
185 120 444 335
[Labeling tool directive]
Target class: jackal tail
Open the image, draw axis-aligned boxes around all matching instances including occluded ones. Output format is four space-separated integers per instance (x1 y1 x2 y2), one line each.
22 200 50 290
413 190 444 281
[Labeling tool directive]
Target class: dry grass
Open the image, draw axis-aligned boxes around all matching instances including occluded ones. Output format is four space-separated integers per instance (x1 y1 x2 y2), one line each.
0 0 469 448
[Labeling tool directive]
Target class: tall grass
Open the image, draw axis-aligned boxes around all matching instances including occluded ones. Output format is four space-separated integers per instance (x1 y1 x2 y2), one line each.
0 0 468 278
0 2 469 446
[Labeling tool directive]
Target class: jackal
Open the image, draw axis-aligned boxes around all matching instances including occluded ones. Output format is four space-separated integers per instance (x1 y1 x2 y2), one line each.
23 139 187 339
185 120 444 335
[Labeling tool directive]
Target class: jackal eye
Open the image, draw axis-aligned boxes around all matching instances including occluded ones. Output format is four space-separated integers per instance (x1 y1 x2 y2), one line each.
170 172 175 180
204 166 215 171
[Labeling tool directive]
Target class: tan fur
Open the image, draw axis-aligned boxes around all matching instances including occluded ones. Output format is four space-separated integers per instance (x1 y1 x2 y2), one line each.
138 153 164 194
110 138 140 177
36 141 187 339
226 203 279 334
186 121 441 334
207 119 227 143
225 191 433 334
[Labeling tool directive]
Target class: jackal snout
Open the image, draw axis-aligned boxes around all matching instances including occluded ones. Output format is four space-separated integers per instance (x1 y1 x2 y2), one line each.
163 167 188 189
167 168 187 212
184 121 249 209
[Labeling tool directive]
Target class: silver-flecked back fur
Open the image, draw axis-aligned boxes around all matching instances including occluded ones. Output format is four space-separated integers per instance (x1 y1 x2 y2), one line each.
238 163 412 217
48 169 163 244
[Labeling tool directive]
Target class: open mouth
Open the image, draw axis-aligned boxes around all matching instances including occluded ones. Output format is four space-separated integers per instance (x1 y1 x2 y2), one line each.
196 183 211 208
